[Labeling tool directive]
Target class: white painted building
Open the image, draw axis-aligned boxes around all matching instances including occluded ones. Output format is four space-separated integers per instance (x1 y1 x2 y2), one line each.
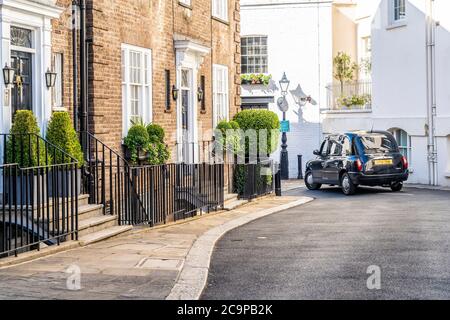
240 0 334 178
322 0 450 187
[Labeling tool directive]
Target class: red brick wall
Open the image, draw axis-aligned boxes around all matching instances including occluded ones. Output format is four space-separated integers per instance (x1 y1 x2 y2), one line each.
50 0 240 156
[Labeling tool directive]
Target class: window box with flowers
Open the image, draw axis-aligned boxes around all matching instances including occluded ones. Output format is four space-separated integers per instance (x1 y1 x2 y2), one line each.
241 74 272 86
337 94 372 110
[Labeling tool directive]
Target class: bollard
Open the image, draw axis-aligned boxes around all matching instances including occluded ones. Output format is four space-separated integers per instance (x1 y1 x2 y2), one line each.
275 163 282 196
297 154 304 180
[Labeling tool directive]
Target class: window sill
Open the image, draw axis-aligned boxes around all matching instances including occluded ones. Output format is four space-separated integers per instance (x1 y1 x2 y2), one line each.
386 20 407 30
200 110 207 115
178 2 192 10
164 109 172 114
445 171 450 178
52 106 67 112
212 16 229 26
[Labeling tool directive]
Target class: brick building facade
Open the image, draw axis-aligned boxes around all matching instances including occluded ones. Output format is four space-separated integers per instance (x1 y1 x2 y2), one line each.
1 0 241 164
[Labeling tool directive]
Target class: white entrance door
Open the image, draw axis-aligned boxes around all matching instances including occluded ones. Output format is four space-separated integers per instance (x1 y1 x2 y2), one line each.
180 68 194 163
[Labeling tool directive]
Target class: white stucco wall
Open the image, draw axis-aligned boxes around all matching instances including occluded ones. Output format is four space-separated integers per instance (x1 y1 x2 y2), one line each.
322 0 450 187
241 0 332 178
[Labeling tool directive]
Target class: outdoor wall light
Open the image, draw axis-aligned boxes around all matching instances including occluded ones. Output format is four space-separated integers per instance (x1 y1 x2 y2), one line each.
197 86 204 102
172 85 179 101
3 63 15 87
279 72 290 95
45 68 57 89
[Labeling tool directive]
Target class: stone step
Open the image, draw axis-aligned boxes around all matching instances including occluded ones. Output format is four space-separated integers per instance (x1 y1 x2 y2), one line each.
78 215 118 238
224 193 239 203
223 199 248 211
78 204 104 220
79 225 133 246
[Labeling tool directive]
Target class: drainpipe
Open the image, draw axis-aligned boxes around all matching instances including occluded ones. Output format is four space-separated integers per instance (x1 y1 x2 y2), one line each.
425 0 438 186
79 0 88 155
72 1 78 131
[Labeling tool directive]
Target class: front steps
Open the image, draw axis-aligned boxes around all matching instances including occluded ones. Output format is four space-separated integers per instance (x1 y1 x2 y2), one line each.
223 192 248 211
75 199 132 245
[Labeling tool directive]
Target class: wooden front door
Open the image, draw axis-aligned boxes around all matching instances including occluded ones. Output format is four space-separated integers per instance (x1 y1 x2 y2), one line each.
11 50 33 119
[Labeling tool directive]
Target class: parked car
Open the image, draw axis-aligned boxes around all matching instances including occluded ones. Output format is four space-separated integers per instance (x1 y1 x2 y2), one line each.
305 131 409 195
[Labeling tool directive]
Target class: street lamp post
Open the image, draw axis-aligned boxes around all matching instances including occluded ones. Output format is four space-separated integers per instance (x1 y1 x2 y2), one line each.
277 73 291 180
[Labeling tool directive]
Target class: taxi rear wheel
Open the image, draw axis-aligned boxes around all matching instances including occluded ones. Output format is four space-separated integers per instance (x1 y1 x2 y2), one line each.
391 182 404 192
341 173 357 196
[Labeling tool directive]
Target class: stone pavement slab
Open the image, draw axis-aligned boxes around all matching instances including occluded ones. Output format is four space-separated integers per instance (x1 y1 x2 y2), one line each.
0 195 311 300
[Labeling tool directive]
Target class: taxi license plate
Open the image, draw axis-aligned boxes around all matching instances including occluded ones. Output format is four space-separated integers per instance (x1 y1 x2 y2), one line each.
374 159 393 166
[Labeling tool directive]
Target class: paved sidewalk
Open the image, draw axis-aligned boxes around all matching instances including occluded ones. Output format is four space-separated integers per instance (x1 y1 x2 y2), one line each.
0 195 309 300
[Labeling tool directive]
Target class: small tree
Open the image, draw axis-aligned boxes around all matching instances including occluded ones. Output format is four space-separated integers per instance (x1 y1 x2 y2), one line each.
333 52 358 94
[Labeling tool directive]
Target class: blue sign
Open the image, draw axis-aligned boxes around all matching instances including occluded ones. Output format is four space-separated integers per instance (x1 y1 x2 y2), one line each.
280 120 290 133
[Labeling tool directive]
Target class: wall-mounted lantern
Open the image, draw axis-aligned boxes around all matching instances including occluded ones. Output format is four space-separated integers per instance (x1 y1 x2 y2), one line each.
3 63 15 87
197 86 204 102
172 85 179 101
45 68 57 89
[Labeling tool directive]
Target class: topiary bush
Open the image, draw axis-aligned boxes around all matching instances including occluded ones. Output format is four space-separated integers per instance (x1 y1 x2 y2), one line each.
6 110 47 168
233 109 280 157
46 111 84 167
146 123 165 143
124 124 150 164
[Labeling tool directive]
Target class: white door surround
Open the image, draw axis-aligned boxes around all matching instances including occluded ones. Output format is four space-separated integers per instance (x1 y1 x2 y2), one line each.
0 0 63 135
174 39 210 163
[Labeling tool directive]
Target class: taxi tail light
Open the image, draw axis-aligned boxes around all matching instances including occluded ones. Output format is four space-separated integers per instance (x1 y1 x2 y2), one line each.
355 159 363 172
401 156 409 170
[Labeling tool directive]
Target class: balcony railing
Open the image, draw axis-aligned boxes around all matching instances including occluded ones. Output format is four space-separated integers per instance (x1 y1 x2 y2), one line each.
325 81 372 111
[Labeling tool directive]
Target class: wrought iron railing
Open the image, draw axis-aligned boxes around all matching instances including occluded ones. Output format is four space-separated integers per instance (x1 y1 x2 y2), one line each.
80 132 224 227
233 159 276 200
325 81 372 111
0 133 79 258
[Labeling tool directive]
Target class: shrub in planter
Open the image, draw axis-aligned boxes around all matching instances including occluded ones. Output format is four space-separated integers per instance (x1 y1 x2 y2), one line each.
215 120 242 157
146 123 165 143
5 110 48 205
124 124 150 164
6 110 47 167
46 112 84 197
233 109 280 157
146 123 170 165
147 142 171 165
46 112 84 166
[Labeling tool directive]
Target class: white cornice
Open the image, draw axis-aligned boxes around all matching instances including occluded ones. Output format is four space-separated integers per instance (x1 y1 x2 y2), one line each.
0 0 64 19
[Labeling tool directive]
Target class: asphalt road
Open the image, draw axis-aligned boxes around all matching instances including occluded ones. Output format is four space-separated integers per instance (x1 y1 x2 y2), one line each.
201 186 450 300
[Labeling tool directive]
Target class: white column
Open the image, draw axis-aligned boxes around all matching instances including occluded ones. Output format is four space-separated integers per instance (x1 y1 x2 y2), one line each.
0 20 12 134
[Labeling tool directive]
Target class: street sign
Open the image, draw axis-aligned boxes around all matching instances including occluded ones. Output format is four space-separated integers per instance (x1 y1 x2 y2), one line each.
277 97 289 112
280 120 290 133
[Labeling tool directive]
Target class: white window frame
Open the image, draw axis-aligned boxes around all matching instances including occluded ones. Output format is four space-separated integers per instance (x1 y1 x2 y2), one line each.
241 35 268 74
212 64 229 129
121 44 152 137
53 52 63 109
212 0 228 22
179 0 191 6
388 0 407 27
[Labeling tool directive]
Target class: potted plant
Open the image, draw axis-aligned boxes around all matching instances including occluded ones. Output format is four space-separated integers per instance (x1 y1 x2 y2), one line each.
123 124 151 164
146 123 170 165
46 111 84 197
5 110 48 205
333 52 358 95
241 74 272 86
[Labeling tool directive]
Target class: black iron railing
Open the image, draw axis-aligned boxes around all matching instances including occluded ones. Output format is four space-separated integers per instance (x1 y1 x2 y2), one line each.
80 132 224 227
120 163 224 225
0 133 79 258
233 159 276 200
